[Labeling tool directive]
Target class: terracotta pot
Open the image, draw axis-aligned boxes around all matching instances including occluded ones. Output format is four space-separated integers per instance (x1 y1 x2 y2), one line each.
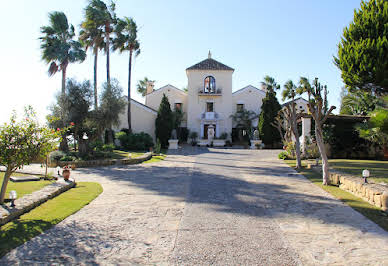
384 146 388 160
62 169 71 181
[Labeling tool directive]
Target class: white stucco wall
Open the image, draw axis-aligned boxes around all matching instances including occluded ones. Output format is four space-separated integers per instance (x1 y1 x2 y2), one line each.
232 85 266 127
114 99 157 140
145 85 188 126
186 69 233 137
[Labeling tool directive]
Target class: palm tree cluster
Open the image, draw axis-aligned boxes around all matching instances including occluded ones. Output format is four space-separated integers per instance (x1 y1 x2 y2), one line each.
40 0 140 133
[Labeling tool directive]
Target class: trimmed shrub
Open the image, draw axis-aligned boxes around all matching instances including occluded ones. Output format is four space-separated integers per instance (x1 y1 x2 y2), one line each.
278 151 288 160
49 151 66 162
115 131 154 151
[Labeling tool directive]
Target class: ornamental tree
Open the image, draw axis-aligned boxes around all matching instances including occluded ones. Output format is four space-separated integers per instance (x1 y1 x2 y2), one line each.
155 94 173 148
282 80 303 169
0 107 62 204
334 0 388 95
258 76 282 147
298 77 336 185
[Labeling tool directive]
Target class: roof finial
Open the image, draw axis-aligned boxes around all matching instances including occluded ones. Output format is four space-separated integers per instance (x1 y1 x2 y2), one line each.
208 50 212 59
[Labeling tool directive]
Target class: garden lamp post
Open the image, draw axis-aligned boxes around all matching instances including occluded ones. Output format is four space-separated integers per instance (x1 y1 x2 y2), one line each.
362 169 370 184
57 166 61 176
9 190 17 207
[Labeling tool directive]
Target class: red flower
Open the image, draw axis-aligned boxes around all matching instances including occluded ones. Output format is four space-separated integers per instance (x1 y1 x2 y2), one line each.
57 128 60 131
70 122 75 126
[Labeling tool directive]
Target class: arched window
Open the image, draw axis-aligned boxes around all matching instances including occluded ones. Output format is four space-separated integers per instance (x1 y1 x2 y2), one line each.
204 76 216 93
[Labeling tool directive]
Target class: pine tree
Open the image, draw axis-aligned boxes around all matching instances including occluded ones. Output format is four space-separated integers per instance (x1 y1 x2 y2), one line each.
258 90 282 147
334 0 388 95
155 94 173 148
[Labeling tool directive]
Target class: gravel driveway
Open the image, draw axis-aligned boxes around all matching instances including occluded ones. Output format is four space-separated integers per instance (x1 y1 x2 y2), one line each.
2 148 388 265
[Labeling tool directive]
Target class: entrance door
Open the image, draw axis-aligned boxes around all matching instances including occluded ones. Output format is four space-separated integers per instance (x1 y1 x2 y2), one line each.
204 124 209 139
203 124 215 139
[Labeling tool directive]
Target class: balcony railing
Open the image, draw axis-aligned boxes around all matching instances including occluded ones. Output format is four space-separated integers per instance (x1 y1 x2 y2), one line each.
198 88 222 96
201 112 219 120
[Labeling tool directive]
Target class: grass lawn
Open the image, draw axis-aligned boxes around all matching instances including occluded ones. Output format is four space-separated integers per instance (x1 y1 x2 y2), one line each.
143 154 166 164
0 182 102 257
328 159 388 184
284 160 388 232
110 150 145 159
0 172 52 200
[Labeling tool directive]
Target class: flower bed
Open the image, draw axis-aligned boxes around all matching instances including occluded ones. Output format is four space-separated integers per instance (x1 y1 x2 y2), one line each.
49 152 153 168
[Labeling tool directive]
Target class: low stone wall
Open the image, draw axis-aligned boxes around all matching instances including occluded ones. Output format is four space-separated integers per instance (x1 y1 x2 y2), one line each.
49 152 153 168
0 179 75 226
328 172 388 212
120 152 152 165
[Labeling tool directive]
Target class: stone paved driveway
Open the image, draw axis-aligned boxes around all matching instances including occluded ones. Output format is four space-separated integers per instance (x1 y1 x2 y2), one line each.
2 148 388 265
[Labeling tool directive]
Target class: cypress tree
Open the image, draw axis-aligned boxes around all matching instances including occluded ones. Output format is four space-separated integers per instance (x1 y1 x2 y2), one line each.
258 90 282 147
155 94 173 148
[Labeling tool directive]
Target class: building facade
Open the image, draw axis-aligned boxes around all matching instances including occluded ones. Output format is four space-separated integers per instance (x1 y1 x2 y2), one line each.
116 53 283 141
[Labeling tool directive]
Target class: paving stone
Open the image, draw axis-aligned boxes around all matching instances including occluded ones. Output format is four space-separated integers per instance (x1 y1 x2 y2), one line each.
1 148 388 265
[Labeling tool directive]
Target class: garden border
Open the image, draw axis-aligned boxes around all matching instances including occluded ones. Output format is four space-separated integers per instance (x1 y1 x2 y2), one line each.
49 152 153 168
0 180 75 226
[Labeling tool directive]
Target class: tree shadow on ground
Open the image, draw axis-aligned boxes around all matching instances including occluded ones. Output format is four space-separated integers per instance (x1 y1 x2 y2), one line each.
0 220 103 264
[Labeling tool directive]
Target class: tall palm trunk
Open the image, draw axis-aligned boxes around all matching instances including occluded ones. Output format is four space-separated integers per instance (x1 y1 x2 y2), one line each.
0 167 12 204
127 50 133 132
105 23 110 86
59 63 69 152
93 48 98 109
61 63 68 96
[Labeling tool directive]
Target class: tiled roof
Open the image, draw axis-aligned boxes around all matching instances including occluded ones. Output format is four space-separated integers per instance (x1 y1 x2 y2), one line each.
186 58 234 71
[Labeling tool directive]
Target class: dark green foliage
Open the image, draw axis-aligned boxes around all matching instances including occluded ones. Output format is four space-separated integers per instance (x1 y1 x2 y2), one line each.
155 94 173 148
178 127 189 143
325 118 382 159
278 151 288 160
116 131 154 151
340 87 384 115
334 0 388 95
258 91 282 146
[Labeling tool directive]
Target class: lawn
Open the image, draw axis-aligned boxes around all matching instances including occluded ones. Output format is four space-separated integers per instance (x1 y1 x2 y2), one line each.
110 150 145 159
0 172 52 200
143 154 166 164
328 159 388 184
0 182 102 257
284 160 388 232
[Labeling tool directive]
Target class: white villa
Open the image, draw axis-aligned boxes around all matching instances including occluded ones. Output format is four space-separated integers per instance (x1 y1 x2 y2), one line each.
115 52 309 142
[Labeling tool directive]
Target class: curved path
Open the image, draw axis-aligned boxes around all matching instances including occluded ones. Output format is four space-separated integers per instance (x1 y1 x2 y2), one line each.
2 148 388 265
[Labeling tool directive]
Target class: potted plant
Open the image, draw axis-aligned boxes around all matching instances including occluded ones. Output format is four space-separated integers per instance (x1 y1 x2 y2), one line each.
62 165 71 181
213 132 228 147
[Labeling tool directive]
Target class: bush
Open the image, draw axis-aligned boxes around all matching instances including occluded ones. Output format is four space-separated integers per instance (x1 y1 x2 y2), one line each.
102 144 115 152
179 127 189 143
284 141 296 159
115 131 154 151
59 155 77 162
278 151 288 160
219 132 228 140
49 150 66 161
155 139 161 154
89 140 103 151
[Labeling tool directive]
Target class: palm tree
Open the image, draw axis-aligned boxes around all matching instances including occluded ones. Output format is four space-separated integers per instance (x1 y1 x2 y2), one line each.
40 11 86 95
261 75 280 93
80 11 105 109
282 80 302 169
137 77 154 97
84 0 116 86
113 17 140 132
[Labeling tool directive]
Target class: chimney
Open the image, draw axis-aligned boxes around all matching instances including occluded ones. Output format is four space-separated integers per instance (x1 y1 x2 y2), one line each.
146 81 155 95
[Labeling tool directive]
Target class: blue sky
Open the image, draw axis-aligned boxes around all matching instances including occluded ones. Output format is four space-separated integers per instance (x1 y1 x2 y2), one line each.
0 0 361 123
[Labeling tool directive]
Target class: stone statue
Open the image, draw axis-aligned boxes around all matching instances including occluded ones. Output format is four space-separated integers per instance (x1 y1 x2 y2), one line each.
208 126 215 140
253 129 260 140
171 129 177 139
